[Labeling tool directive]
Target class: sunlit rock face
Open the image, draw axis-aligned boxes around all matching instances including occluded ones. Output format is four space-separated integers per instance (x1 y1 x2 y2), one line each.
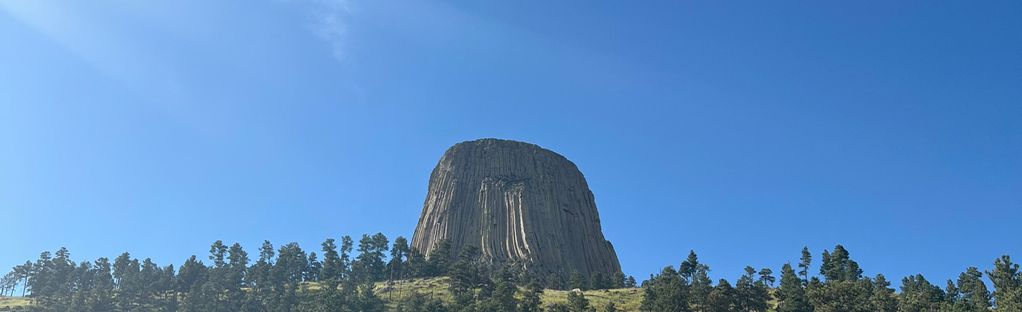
411 138 621 284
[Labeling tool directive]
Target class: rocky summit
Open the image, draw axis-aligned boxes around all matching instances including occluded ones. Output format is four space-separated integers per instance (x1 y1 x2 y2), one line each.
411 138 621 285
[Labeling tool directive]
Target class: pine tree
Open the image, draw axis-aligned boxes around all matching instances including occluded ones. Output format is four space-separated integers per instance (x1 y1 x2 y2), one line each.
321 238 343 282
89 257 116 312
568 290 595 312
679 251 712 311
899 274 945 312
520 280 544 312
640 266 689 312
591 272 611 290
869 274 897 312
956 267 992 311
987 255 1022 311
226 243 249 309
355 233 389 283
706 279 736 312
776 263 812 312
390 236 410 281
612 271 627 289
736 266 769 312
340 235 354 280
799 247 812 284
820 245 861 282
425 239 452 276
570 271 589 290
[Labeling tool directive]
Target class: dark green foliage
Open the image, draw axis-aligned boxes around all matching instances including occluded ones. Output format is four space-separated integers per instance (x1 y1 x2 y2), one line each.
10 241 1022 312
425 239 453 277
898 274 945 312
570 271 589 290
988 255 1022 312
389 236 410 281
612 272 627 289
591 272 611 290
951 267 992 311
735 266 769 312
520 281 544 312
869 274 897 312
806 279 872 312
776 263 812 312
799 247 812 284
355 233 390 283
820 245 862 282
567 290 595 312
640 266 689 312
706 279 736 312
679 251 712 311
625 276 637 288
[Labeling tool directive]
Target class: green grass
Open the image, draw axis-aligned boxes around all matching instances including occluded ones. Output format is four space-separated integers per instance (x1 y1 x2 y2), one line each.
0 296 32 311
372 277 644 311
539 287 643 311
0 278 646 311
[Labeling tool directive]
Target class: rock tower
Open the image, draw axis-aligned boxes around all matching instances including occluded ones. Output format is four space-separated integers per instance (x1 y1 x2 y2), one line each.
411 138 621 284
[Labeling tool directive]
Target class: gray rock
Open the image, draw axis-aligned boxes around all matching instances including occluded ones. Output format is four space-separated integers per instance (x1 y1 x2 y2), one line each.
411 138 622 284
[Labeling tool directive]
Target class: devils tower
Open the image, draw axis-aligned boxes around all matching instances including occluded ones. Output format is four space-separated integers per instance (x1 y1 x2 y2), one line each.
411 138 621 285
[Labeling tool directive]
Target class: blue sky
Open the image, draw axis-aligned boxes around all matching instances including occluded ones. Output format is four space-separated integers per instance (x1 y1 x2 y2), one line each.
2 1 1020 285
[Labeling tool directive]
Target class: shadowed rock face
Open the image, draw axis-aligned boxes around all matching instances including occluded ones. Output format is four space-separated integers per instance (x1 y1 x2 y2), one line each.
411 138 621 283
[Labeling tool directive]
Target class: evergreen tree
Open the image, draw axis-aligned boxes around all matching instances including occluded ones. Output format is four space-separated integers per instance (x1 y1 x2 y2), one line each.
568 290 595 312
987 255 1022 312
425 239 453 277
612 271 627 289
390 236 410 281
806 279 872 312
680 250 712 311
799 247 812 284
736 266 769 312
406 248 427 278
776 263 812 312
570 271 589 290
899 274 945 312
355 233 389 283
758 268 775 287
955 267 992 311
706 279 736 312
820 245 861 282
320 238 343 283
89 257 116 312
340 235 355 280
869 274 897 312
226 243 249 309
520 280 544 312
640 266 689 312
306 251 321 282
448 245 483 309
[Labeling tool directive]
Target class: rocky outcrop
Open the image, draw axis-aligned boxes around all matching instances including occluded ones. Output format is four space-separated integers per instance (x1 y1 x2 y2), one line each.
411 139 621 284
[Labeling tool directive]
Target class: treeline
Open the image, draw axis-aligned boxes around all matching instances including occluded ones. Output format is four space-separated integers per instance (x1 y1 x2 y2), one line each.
5 239 1022 312
1 233 628 312
640 245 1022 312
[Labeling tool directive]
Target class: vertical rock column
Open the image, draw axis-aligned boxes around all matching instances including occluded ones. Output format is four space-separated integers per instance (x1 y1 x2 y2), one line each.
411 138 622 284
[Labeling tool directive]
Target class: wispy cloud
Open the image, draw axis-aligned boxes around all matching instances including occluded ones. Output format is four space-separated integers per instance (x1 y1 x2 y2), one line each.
298 0 353 62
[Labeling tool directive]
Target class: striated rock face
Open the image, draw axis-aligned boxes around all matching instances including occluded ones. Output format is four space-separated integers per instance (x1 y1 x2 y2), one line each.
411 138 621 283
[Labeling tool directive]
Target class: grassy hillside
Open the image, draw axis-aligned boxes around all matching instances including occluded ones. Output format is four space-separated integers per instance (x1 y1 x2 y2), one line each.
0 278 643 311
372 277 644 311
0 297 32 311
